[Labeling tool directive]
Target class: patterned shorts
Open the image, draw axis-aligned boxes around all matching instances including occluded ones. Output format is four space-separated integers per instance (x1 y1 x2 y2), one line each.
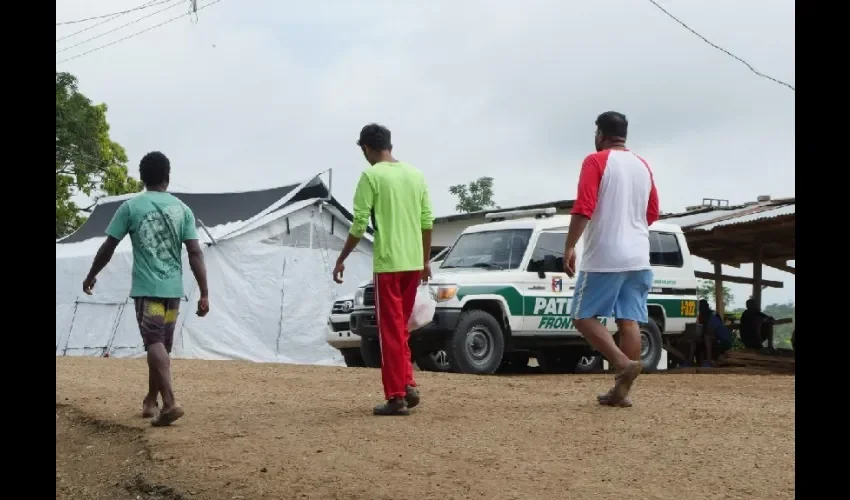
134 297 181 353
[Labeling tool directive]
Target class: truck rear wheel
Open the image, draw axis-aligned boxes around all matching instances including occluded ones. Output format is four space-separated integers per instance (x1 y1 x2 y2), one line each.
604 319 665 372
640 319 663 373
610 319 664 372
445 310 505 375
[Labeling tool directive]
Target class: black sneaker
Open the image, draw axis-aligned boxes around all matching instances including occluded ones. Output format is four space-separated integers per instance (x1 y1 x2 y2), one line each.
373 397 410 416
405 385 420 409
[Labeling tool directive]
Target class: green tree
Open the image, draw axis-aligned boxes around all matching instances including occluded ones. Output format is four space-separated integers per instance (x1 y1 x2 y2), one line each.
696 279 734 310
763 302 796 349
56 72 142 239
449 176 498 213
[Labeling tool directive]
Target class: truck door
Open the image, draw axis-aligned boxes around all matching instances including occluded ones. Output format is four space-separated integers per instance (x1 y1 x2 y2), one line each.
516 232 577 335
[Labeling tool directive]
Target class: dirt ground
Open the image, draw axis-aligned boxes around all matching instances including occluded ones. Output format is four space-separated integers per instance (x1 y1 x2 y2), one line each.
56 357 795 500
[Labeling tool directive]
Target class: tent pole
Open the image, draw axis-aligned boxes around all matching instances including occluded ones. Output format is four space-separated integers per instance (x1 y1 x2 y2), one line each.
62 302 80 356
275 258 288 356
316 168 333 202
102 301 127 357
197 219 217 245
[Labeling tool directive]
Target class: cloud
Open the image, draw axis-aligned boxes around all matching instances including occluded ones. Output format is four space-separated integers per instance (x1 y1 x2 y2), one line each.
56 0 795 306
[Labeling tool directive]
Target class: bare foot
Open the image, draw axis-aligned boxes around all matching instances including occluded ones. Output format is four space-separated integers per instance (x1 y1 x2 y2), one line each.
607 361 642 405
141 400 159 418
151 405 185 427
597 389 633 407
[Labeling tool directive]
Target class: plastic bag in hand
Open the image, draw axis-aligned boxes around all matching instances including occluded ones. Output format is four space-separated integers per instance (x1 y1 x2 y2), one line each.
408 284 436 332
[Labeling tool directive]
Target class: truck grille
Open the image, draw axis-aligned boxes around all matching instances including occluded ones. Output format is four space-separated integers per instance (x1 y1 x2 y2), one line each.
330 321 349 332
364 286 375 307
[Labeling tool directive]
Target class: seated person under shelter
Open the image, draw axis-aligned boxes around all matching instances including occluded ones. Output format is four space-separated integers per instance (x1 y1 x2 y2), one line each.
739 299 775 350
684 299 733 367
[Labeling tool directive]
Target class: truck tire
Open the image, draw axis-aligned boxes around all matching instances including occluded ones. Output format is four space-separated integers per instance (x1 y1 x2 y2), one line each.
640 319 663 373
415 350 451 372
359 336 382 368
341 348 366 367
609 319 664 372
445 309 505 375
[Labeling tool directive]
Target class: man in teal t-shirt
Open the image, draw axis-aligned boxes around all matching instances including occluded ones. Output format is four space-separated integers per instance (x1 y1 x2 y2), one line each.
82 151 210 427
333 123 434 416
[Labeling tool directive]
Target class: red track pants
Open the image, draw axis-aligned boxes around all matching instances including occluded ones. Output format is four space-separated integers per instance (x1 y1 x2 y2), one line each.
374 271 420 400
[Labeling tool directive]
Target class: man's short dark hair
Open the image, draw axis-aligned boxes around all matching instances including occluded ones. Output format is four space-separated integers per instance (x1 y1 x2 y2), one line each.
139 151 171 186
595 111 628 139
357 123 392 151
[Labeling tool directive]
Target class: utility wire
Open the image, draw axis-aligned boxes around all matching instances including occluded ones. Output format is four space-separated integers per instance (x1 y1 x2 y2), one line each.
56 0 164 43
56 0 223 65
56 0 175 26
645 0 795 91
57 1 184 54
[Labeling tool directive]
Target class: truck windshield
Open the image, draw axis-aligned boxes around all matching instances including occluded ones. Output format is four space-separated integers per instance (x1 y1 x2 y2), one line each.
441 229 532 270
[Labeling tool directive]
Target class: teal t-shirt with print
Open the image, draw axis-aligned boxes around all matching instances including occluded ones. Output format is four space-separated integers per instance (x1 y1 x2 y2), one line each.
105 191 199 299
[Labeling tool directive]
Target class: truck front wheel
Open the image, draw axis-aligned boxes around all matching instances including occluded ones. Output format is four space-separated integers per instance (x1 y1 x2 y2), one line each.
359 337 382 368
341 348 366 367
445 310 505 375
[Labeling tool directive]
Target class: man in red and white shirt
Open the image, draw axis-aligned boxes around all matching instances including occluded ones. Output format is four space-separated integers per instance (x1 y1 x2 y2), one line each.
563 111 660 407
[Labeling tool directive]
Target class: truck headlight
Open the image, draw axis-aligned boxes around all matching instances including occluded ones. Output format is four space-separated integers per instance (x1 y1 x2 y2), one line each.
430 284 458 302
354 288 365 306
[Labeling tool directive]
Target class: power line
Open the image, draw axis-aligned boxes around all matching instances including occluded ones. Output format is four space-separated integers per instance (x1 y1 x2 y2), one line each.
56 0 175 26
56 0 163 43
644 0 795 91
57 1 184 54
56 0 223 65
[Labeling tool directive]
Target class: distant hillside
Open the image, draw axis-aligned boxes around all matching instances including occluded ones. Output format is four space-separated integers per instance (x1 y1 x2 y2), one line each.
728 302 795 349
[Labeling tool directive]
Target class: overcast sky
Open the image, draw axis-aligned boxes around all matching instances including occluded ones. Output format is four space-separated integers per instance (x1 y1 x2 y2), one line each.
56 0 795 308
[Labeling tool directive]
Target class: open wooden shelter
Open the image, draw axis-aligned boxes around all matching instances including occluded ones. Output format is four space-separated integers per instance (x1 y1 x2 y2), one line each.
661 196 795 317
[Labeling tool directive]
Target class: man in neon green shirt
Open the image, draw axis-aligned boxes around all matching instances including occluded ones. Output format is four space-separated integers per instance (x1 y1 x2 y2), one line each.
333 124 434 416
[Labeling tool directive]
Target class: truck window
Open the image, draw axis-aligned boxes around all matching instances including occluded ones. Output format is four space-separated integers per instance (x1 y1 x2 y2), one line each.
649 231 684 267
442 229 532 270
527 232 567 273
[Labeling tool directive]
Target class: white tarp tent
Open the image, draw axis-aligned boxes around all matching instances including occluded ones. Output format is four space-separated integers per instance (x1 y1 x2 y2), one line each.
55 174 373 365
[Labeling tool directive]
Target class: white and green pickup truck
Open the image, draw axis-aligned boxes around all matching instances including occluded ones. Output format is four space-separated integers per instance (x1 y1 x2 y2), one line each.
349 207 699 375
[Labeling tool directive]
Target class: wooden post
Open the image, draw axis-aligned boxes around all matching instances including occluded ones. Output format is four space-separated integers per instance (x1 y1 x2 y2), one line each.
752 243 763 310
713 262 725 318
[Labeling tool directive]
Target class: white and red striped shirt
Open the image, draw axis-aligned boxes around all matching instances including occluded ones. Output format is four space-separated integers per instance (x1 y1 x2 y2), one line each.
571 149 660 273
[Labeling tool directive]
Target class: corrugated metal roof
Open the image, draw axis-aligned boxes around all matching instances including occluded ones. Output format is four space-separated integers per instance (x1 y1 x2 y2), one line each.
660 199 795 230
662 209 734 228
661 205 755 228
698 204 795 230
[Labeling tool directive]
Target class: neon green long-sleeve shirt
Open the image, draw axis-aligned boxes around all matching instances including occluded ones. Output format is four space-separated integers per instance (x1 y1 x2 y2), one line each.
349 161 434 273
